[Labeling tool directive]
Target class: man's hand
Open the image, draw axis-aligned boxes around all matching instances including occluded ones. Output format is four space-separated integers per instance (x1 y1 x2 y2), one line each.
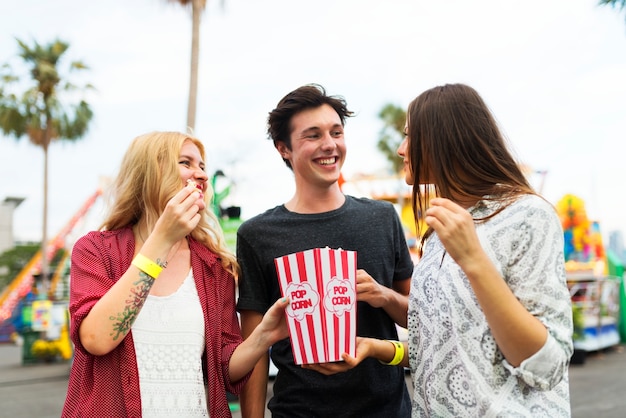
301 337 374 375
356 269 388 307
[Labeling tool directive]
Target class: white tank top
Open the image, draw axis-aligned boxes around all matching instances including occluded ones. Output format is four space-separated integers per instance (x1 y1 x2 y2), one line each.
132 269 209 417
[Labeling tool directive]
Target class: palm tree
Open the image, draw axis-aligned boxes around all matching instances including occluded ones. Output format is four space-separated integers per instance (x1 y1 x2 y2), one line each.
168 0 208 132
377 103 407 174
599 0 626 20
0 38 93 285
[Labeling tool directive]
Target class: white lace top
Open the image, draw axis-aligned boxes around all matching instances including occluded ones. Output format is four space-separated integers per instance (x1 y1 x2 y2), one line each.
132 269 209 417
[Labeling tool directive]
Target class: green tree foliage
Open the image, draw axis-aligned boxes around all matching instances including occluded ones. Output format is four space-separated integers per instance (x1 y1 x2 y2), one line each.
0 38 94 279
0 245 38 290
377 103 407 174
599 0 626 9
0 246 67 293
599 0 626 20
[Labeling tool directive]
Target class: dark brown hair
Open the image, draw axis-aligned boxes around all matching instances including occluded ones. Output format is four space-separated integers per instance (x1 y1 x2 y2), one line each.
267 83 354 169
406 84 535 249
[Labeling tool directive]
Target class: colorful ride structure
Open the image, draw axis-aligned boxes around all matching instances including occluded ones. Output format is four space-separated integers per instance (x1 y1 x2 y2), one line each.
556 193 623 362
0 188 102 346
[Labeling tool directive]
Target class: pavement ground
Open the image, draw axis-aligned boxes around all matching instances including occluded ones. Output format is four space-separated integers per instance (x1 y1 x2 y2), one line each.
1 343 625 417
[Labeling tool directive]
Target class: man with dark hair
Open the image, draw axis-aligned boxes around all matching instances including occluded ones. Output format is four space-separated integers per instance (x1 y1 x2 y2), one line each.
237 84 413 418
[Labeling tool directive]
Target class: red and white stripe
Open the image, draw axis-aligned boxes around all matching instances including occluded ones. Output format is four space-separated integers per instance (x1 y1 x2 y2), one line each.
275 247 357 365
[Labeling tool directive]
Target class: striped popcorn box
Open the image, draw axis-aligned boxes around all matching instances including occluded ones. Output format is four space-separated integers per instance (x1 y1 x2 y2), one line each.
275 247 357 365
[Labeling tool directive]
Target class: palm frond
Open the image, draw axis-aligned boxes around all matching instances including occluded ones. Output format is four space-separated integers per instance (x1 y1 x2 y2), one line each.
599 0 626 9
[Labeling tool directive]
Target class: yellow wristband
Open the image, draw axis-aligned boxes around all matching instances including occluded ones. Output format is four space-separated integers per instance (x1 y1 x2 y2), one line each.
131 254 163 279
380 340 404 366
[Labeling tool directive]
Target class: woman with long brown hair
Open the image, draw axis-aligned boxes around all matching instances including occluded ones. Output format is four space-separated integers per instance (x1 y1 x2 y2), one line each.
320 84 573 417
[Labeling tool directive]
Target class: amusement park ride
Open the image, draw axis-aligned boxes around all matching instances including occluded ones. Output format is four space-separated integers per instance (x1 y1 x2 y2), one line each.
0 188 102 359
0 189 102 324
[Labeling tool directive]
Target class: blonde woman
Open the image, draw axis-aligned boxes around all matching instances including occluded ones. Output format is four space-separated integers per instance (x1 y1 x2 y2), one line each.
63 132 288 417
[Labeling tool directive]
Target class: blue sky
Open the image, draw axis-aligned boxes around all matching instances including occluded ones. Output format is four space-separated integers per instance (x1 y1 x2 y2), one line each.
1 0 625 245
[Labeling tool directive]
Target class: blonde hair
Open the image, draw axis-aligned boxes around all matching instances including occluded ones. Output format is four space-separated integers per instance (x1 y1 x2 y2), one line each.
100 131 238 275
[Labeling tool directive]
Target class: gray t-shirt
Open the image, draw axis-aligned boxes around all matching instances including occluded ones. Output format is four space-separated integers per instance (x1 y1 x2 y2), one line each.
237 195 413 418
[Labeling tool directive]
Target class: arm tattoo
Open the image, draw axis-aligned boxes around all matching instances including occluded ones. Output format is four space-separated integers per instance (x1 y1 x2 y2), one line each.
109 270 155 340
